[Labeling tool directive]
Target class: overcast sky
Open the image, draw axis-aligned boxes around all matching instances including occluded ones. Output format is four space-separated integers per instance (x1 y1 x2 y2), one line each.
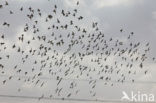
0 0 156 103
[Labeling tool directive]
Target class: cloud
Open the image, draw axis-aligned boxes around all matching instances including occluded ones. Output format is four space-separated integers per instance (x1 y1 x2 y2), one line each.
94 0 129 8
0 0 156 103
93 0 144 8
152 11 156 19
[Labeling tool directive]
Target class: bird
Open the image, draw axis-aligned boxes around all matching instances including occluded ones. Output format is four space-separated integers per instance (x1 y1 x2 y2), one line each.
0 5 3 8
5 1 8 5
3 22 10 27
54 5 57 9
48 15 52 19
131 32 134 35
145 70 148 75
2 80 6 84
120 29 123 32
10 10 13 14
20 7 23 11
1 35 4 39
76 1 79 5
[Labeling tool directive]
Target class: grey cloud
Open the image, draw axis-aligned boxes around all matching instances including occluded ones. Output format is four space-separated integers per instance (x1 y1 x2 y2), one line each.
0 0 156 103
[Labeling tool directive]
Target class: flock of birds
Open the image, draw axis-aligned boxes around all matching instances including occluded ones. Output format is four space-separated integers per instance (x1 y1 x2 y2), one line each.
0 0 155 101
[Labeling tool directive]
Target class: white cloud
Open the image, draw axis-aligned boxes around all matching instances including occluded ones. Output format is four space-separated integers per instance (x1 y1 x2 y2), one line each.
93 0 143 8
